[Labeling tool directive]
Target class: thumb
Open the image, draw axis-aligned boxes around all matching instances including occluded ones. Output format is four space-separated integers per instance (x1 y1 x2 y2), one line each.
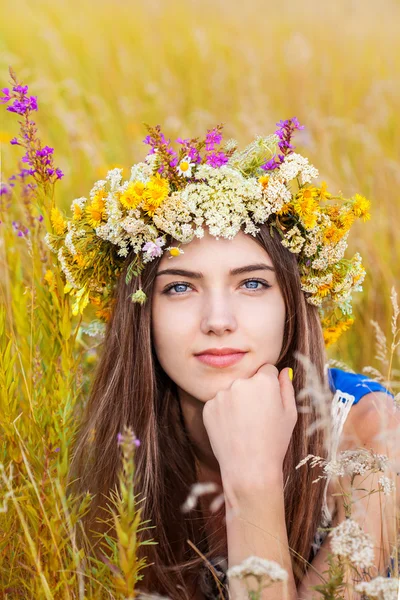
279 367 297 417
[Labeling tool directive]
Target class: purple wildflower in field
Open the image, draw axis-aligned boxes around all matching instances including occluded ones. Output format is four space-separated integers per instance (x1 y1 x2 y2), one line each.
143 130 167 154
1 84 38 115
36 145 54 159
275 117 304 154
7 97 38 115
14 85 28 94
117 431 141 448
0 87 11 102
165 144 178 167
176 137 202 164
261 154 285 171
143 125 181 175
205 127 223 151
1 69 64 186
261 117 305 171
46 168 63 179
188 146 201 163
206 151 229 168
12 220 29 237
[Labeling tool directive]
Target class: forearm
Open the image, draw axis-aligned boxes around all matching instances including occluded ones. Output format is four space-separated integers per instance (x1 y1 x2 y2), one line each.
223 473 298 600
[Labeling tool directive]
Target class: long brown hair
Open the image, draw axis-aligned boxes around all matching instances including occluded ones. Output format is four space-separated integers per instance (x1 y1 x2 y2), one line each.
68 224 330 597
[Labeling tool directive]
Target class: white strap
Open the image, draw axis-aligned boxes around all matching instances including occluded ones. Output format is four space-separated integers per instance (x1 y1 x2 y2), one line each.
312 389 356 556
320 388 356 525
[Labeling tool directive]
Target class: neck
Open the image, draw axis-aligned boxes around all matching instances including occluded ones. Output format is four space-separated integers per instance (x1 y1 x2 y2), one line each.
178 387 222 482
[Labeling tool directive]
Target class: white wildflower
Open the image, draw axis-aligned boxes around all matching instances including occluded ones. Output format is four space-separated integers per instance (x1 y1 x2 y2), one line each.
144 148 159 168
277 152 319 184
57 247 79 288
330 518 375 569
71 196 87 212
227 556 288 585
80 320 106 339
177 155 195 177
281 225 305 253
301 272 333 296
89 179 107 199
130 160 153 183
262 176 292 212
355 576 399 600
104 188 124 222
106 168 124 191
325 449 389 478
378 476 395 496
194 226 205 238
64 230 77 256
44 232 57 253
181 481 221 513
224 138 238 152
312 236 349 270
296 449 389 483
243 218 261 236
303 228 322 257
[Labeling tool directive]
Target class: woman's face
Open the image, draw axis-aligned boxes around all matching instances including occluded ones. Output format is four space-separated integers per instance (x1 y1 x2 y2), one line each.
151 229 286 402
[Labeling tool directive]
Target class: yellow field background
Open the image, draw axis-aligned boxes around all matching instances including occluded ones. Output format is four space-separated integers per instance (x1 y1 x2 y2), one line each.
1 0 399 370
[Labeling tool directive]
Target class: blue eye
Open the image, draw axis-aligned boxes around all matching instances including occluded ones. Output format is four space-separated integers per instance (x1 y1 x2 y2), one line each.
167 283 190 294
163 279 271 295
244 280 263 290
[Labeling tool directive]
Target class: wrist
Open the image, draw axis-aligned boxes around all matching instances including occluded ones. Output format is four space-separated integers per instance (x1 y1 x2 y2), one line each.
221 468 284 510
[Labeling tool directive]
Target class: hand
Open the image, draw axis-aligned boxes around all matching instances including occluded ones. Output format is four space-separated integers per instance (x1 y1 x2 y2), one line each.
202 364 297 495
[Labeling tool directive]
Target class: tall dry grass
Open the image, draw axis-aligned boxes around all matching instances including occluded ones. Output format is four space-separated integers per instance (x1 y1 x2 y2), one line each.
0 1 399 598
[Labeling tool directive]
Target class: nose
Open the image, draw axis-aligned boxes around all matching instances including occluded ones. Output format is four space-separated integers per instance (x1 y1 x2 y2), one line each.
200 291 238 335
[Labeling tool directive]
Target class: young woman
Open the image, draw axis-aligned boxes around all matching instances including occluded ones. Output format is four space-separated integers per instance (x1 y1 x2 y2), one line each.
61 120 398 599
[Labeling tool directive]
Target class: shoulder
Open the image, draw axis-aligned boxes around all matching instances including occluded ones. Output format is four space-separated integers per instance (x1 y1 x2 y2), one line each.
341 390 399 448
330 390 400 515
328 391 400 550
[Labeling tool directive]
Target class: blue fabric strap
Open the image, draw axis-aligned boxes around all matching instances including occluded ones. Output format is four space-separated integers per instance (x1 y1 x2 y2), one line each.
328 367 394 404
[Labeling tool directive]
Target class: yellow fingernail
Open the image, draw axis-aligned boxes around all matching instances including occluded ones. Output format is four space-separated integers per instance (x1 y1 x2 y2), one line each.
288 368 293 381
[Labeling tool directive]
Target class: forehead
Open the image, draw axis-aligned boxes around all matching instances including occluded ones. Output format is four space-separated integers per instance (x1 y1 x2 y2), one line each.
157 229 273 271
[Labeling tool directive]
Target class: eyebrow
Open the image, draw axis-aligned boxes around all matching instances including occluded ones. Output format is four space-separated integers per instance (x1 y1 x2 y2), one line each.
155 263 275 279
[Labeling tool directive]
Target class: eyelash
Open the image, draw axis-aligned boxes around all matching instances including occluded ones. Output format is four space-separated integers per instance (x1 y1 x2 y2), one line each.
162 278 272 296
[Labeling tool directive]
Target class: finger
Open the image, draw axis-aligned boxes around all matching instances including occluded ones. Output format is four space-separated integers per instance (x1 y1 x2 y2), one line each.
255 362 279 378
279 367 297 416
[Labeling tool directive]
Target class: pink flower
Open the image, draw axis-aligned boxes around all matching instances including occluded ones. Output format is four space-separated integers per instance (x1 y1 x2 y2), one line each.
142 236 165 258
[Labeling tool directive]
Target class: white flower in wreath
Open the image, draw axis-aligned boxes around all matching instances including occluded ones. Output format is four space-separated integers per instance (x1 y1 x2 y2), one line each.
177 155 195 177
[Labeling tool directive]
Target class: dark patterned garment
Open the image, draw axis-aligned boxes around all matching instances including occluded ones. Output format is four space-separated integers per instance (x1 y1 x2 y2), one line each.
198 556 229 600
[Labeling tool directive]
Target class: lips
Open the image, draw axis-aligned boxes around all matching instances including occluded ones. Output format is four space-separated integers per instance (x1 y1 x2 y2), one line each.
194 350 247 368
195 348 246 356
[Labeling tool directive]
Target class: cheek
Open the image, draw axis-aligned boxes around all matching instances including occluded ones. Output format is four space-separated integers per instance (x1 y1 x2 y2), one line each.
152 301 192 358
244 295 286 348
